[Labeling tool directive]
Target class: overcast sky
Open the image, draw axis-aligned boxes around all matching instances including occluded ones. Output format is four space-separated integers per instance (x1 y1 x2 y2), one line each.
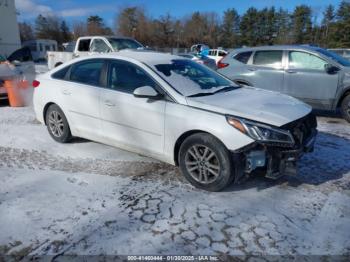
15 0 345 26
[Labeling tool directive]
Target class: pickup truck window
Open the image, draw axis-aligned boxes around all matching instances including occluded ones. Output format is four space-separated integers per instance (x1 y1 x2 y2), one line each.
91 39 111 53
78 39 91 52
107 38 143 51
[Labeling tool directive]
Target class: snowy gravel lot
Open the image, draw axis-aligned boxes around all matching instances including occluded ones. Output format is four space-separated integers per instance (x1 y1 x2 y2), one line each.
0 103 350 259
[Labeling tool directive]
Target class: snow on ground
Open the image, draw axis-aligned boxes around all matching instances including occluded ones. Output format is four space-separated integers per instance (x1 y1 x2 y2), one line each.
0 104 350 258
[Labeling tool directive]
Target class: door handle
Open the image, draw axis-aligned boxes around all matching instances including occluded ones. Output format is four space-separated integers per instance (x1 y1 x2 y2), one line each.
286 69 297 74
104 100 115 107
62 90 71 95
73 53 79 58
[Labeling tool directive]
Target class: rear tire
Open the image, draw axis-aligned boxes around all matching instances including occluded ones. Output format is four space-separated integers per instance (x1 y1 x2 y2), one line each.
340 94 350 123
45 104 72 143
178 133 234 191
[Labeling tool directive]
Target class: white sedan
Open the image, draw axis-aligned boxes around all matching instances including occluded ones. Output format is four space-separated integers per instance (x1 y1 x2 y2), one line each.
33 51 317 191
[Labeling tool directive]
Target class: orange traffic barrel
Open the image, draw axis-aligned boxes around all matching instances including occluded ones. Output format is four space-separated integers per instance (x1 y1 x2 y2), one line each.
4 80 27 107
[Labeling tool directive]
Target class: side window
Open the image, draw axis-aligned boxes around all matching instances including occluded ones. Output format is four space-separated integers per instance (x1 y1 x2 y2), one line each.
77 39 91 52
218 51 226 57
289 51 327 70
234 51 252 64
70 60 104 86
253 50 283 67
52 66 70 80
108 61 157 93
90 39 110 53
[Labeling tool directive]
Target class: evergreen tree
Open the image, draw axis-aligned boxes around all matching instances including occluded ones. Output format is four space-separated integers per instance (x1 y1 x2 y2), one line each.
240 7 259 46
60 21 71 43
221 8 240 48
291 5 313 44
334 1 350 47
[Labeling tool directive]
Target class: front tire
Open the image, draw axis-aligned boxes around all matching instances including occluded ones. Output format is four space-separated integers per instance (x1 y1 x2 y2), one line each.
45 104 72 143
178 133 234 191
341 94 350 123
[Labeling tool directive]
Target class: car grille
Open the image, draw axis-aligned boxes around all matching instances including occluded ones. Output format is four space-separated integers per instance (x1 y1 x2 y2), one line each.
281 113 317 146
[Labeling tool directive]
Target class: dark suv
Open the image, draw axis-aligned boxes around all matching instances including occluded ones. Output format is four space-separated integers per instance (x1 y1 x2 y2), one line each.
218 45 350 122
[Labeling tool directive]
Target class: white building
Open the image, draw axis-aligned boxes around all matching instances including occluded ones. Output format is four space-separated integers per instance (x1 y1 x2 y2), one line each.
0 0 21 58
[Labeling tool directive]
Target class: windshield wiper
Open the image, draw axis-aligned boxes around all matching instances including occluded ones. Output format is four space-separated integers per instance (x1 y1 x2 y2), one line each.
187 92 215 97
187 85 240 98
213 85 240 94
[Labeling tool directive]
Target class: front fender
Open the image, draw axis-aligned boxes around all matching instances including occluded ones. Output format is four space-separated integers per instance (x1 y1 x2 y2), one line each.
163 103 254 164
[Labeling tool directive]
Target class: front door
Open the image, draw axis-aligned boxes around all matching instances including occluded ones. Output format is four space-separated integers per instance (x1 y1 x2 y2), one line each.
283 51 339 110
100 59 166 155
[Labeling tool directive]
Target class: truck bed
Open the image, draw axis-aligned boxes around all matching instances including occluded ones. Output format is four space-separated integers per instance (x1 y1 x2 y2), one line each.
47 51 74 70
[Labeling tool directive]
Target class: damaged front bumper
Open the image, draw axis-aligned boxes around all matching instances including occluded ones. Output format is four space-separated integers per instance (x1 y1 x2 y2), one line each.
233 114 318 181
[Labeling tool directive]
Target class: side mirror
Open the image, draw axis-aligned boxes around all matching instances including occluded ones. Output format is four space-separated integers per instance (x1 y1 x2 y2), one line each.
133 86 162 99
325 64 339 74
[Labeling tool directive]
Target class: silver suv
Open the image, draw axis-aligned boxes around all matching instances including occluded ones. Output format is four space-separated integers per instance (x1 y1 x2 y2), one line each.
218 45 350 122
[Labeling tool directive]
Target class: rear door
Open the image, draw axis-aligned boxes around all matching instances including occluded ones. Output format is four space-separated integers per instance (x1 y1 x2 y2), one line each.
283 50 339 109
60 59 104 137
247 50 284 92
100 59 166 155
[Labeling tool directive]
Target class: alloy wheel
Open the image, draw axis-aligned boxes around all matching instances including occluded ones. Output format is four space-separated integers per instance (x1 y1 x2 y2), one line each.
184 144 221 184
48 110 64 137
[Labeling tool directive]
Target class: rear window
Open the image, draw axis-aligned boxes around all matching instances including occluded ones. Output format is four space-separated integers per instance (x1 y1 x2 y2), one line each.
70 60 104 86
52 66 70 80
253 50 283 67
234 52 252 64
78 39 91 52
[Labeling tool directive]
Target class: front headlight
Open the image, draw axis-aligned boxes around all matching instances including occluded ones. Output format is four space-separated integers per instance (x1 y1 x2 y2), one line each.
227 116 295 145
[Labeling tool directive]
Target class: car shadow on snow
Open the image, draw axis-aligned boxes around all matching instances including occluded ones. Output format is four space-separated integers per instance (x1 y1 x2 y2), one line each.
224 131 350 192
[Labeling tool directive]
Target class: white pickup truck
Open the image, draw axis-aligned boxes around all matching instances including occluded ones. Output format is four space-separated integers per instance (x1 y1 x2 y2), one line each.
47 36 145 70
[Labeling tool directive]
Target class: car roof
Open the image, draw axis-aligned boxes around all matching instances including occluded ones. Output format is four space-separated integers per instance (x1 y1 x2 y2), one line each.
78 35 136 40
232 45 323 53
86 50 183 64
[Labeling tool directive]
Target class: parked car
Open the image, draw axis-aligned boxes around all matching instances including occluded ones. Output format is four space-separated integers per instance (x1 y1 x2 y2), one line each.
218 45 350 122
201 49 228 64
328 49 350 61
47 36 145 70
33 51 317 191
177 53 217 70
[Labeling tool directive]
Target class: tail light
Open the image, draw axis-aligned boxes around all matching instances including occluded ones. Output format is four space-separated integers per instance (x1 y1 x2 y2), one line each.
217 58 229 69
32 80 40 88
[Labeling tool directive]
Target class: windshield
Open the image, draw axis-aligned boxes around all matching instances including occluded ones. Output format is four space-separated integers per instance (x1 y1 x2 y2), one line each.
107 38 143 51
152 59 234 96
316 48 350 67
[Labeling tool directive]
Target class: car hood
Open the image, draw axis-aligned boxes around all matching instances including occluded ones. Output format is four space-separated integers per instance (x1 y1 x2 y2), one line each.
186 87 312 127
